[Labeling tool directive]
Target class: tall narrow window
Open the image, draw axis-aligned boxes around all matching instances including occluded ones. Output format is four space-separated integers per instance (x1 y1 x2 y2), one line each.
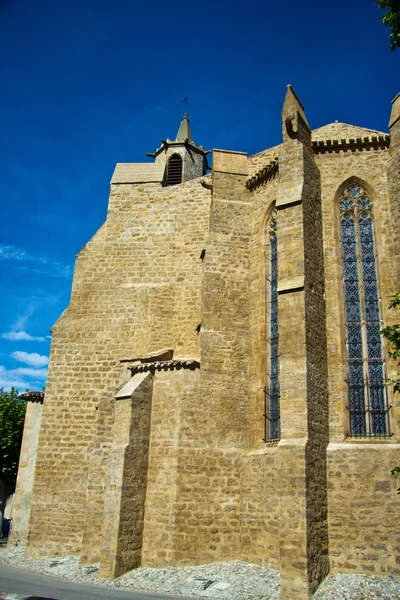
264 215 280 441
339 184 390 437
166 154 183 186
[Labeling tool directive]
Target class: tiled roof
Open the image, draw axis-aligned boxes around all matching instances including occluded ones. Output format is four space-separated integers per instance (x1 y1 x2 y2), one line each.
20 390 44 403
111 162 165 184
312 122 387 142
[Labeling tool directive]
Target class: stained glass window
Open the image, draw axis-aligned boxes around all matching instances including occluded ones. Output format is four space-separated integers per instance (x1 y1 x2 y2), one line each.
264 214 280 441
339 185 389 437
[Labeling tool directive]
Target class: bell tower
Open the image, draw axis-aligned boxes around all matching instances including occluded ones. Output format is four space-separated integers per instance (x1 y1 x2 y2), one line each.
147 114 209 185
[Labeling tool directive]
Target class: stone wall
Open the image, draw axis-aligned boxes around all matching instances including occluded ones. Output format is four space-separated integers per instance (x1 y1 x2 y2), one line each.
140 362 244 566
240 448 280 567
99 371 153 578
9 399 43 546
239 153 280 568
327 444 400 575
25 175 211 559
313 114 400 581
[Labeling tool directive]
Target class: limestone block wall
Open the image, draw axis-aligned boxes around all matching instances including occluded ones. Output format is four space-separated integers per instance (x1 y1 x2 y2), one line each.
25 174 211 559
315 127 400 577
327 444 400 575
140 366 241 566
78 180 211 564
193 150 252 563
140 150 254 567
100 371 153 578
140 367 195 565
141 149 285 570
9 399 43 546
239 162 280 568
140 150 260 568
239 448 280 567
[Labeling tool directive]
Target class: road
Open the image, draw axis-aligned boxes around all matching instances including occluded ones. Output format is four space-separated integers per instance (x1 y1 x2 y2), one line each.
0 564 198 600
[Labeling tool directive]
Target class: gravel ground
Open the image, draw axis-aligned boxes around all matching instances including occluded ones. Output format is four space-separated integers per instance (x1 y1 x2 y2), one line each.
1 545 400 599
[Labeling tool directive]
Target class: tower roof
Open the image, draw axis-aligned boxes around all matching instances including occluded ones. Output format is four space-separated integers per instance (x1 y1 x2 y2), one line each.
147 113 205 158
175 113 193 142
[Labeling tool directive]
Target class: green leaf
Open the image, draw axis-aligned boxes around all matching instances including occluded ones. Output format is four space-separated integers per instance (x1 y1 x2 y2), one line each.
377 0 400 50
0 387 26 485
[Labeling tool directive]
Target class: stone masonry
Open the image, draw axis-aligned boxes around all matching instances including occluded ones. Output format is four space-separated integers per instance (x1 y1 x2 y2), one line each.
13 87 400 599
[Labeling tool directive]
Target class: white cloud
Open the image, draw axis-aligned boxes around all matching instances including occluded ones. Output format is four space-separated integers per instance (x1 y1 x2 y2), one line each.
0 374 30 392
0 245 27 261
11 367 48 379
0 365 47 392
1 331 46 342
11 351 49 368
13 305 37 331
0 244 72 279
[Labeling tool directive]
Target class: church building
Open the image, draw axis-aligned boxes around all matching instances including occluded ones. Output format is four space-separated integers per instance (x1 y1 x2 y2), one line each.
11 86 400 599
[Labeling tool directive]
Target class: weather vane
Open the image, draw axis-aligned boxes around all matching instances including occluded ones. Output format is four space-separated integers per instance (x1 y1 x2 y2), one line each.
182 97 191 107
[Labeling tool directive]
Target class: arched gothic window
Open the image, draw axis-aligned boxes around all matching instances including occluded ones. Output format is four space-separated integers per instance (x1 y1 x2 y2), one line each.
339 184 390 437
264 214 280 441
166 154 183 186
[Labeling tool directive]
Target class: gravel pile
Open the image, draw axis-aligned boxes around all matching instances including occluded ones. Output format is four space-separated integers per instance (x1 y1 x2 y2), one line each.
1 546 400 599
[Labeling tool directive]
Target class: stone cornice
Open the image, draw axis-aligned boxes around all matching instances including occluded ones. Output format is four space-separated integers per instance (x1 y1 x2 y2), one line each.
246 158 279 191
152 139 206 159
20 391 44 404
128 359 200 375
312 135 390 154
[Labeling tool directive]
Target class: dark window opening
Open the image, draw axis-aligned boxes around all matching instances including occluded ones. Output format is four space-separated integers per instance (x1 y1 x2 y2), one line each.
264 215 280 442
166 154 183 186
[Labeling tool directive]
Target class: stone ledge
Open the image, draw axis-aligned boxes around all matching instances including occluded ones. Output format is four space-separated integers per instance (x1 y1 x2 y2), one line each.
278 276 304 294
128 359 200 375
120 349 173 363
19 391 44 404
328 442 400 450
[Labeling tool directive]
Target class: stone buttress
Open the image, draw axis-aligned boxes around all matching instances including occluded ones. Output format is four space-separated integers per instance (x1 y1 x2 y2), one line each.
274 86 329 599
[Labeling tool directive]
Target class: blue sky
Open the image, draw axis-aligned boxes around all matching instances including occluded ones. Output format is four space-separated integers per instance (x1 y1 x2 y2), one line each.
0 0 399 392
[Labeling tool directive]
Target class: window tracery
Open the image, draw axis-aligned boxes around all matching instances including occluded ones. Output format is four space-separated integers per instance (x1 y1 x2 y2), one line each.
264 213 280 441
339 184 390 437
